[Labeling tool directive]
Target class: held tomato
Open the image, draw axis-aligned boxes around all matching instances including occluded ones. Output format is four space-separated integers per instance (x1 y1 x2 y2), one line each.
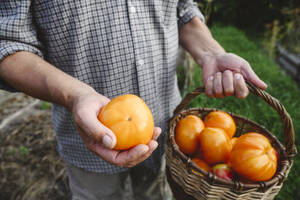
98 94 154 150
204 111 236 138
191 158 211 172
175 115 204 154
229 132 277 181
199 127 232 165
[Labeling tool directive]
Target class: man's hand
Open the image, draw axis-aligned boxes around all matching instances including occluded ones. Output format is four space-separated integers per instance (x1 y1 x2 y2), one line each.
72 92 161 168
179 17 267 98
200 52 267 98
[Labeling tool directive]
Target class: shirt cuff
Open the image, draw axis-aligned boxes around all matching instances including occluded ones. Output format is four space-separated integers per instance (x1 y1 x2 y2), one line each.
177 2 205 28
0 41 44 92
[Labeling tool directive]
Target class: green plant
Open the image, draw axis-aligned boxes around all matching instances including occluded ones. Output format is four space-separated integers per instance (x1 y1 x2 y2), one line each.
19 145 29 156
40 101 51 110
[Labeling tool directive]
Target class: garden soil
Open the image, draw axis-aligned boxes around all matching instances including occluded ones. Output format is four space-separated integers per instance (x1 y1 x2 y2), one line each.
0 92 70 200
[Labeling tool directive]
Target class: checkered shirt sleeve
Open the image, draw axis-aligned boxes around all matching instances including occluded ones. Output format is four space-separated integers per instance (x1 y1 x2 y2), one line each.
178 0 205 27
0 0 44 91
0 0 204 174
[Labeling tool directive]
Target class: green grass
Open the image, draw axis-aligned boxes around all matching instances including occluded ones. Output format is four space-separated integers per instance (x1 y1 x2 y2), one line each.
178 24 300 200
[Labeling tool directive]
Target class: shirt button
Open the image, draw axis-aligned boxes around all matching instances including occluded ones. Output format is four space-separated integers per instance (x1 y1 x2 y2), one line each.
129 6 136 13
137 59 144 66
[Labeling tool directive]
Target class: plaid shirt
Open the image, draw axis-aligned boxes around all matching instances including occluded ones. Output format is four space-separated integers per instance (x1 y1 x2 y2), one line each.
0 0 204 174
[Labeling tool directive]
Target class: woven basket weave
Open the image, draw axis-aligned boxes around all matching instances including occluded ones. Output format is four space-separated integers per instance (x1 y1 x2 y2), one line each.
166 82 297 200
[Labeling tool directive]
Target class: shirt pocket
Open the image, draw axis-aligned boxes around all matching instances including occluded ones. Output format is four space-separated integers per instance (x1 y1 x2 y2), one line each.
160 0 178 28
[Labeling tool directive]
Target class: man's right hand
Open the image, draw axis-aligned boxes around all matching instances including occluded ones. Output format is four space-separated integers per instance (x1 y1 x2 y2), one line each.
71 92 161 168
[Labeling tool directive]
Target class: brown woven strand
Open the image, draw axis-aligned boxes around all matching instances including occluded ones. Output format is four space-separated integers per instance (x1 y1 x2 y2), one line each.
166 82 296 200
246 81 297 159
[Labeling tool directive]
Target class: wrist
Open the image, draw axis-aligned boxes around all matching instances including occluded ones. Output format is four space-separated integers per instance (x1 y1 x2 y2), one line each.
64 84 97 112
179 17 225 67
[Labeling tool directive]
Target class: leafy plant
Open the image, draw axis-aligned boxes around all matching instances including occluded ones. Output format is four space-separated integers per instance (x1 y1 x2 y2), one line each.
19 145 29 156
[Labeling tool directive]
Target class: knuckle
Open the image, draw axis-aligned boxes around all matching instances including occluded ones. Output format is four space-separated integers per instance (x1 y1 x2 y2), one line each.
73 108 88 124
73 114 81 125
215 72 222 77
223 70 232 76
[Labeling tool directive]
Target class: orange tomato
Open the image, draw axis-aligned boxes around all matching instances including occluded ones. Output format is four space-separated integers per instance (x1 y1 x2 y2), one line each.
204 111 236 138
191 158 211 172
199 127 232 165
229 132 277 181
175 115 204 154
98 94 154 150
231 137 238 148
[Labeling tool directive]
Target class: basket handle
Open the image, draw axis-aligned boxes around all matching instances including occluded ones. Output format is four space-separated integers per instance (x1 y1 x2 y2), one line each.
173 81 297 160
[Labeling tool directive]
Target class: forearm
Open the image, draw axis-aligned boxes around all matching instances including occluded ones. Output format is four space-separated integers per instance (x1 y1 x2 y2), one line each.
179 17 225 66
0 51 96 110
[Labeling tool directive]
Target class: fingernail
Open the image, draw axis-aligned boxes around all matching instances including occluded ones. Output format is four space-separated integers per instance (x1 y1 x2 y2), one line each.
141 145 149 154
102 135 112 148
152 141 158 149
234 73 242 79
208 76 214 81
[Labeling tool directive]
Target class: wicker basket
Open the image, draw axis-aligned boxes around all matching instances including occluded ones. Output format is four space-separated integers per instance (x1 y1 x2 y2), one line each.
166 82 297 200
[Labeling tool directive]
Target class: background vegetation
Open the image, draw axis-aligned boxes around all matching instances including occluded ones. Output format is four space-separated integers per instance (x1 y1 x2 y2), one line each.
197 0 300 55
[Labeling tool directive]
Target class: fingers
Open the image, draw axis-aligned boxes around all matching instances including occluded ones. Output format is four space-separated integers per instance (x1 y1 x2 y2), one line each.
233 73 249 99
222 70 234 96
152 127 162 140
213 72 224 98
205 76 214 98
91 139 158 168
121 141 158 167
79 124 161 168
205 71 249 98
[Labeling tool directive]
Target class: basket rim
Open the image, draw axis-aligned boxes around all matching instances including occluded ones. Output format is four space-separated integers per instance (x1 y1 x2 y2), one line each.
167 107 293 191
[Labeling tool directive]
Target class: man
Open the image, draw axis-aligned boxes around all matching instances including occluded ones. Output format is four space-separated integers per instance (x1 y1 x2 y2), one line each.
0 1 267 200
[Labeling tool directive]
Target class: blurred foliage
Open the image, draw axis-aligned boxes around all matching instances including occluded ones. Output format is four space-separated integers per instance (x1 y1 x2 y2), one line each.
197 0 300 55
263 8 300 56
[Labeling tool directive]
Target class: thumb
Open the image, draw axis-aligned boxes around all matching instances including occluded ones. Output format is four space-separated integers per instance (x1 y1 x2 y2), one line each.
76 110 116 149
242 63 267 90
96 122 116 149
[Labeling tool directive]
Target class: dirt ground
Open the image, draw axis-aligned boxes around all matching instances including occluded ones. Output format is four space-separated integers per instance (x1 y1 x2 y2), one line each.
0 92 71 200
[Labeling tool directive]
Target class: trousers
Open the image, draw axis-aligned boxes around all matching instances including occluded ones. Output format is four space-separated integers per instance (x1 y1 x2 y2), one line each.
65 157 173 200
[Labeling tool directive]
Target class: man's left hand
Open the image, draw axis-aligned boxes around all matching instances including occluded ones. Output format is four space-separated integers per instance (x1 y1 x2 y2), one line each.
199 52 267 98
